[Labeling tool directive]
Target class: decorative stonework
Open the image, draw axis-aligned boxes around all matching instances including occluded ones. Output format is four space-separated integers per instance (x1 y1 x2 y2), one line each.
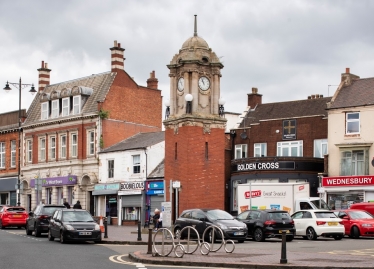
203 124 211 134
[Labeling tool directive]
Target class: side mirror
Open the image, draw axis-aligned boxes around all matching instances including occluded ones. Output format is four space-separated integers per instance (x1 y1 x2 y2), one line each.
199 217 206 222
342 216 349 220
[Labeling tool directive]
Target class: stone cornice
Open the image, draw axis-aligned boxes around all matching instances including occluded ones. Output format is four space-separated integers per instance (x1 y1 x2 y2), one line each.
23 114 98 130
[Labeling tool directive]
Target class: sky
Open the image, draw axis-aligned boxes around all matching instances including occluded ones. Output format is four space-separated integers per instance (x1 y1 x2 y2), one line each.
1 0 374 117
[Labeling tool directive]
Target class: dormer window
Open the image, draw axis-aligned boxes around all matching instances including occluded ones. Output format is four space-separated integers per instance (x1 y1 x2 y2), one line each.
51 100 59 118
62 97 69 116
41 102 49 120
73 96 81 114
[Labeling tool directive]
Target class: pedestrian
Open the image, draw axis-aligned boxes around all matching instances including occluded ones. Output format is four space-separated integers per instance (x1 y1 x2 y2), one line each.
63 201 71 209
158 210 163 229
152 209 160 231
73 200 82 209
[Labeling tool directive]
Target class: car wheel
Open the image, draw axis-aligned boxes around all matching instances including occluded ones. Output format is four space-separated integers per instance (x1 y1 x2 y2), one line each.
60 232 65 244
26 224 32 235
286 235 294 242
48 230 54 241
302 236 308 240
306 227 317 240
34 226 41 237
351 226 360 239
0 220 5 229
333 235 343 240
253 228 265 242
174 228 183 240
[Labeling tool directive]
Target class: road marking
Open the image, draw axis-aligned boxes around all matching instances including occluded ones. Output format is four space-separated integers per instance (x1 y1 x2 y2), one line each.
325 248 374 256
4 230 43 241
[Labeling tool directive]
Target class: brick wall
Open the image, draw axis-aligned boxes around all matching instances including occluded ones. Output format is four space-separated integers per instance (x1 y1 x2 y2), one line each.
0 131 19 177
165 125 226 215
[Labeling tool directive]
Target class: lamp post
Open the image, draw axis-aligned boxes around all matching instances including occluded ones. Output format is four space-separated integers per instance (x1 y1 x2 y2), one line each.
3 78 36 206
185 94 193 114
218 97 226 117
164 99 170 120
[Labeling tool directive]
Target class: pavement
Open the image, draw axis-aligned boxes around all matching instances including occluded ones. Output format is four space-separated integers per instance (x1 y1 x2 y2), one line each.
102 224 374 269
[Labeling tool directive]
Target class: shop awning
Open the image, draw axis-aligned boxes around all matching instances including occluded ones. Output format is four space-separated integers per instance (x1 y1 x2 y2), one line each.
92 190 118 196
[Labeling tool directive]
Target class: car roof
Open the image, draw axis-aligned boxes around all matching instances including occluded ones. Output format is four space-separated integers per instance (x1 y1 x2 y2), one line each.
40 204 66 207
333 209 368 212
243 209 289 213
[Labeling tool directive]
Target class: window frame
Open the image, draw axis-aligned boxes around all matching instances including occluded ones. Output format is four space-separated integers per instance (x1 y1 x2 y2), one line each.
340 149 368 176
39 137 46 161
0 142 5 168
277 140 303 157
60 134 67 159
88 131 95 156
71 133 78 158
132 155 140 174
51 100 59 118
314 139 328 158
62 97 70 117
235 144 248 159
254 143 267 157
10 140 16 168
108 159 114 178
346 112 360 134
50 136 56 160
73 96 81 115
26 140 32 163
41 102 49 120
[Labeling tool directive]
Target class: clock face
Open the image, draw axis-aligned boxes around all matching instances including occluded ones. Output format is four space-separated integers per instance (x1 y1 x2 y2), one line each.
198 76 210 91
177 77 184 91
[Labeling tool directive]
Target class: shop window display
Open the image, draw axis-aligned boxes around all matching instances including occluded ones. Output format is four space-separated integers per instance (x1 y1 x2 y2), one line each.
328 193 363 210
123 207 140 220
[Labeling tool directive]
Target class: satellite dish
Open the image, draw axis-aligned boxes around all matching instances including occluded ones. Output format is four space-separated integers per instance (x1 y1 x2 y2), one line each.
240 132 248 139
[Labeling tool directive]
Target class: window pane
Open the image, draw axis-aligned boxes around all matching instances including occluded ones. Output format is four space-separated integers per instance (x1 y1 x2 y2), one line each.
347 113 359 120
347 122 359 133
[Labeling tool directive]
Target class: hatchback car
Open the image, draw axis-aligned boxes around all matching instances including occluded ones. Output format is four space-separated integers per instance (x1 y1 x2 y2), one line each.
26 204 66 236
334 209 374 238
291 210 344 240
0 206 28 229
236 209 295 242
173 209 248 243
48 209 101 243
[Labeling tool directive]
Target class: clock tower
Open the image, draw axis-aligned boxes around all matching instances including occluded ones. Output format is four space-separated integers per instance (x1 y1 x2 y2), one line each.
164 15 227 216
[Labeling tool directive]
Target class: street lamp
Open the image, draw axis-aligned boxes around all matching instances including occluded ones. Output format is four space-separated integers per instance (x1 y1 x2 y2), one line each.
3 78 36 206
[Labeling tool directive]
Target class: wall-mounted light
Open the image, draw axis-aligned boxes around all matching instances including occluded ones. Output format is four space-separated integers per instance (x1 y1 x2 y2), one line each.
219 97 226 117
164 99 170 119
185 94 193 114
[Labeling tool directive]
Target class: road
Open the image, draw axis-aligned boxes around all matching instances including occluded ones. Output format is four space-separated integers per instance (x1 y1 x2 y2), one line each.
1 228 374 269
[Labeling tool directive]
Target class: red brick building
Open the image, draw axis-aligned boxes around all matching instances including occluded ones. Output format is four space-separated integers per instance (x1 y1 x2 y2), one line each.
229 88 331 214
20 41 162 213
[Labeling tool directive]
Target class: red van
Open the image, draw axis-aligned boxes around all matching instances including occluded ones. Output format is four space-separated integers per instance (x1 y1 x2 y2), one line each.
350 202 374 216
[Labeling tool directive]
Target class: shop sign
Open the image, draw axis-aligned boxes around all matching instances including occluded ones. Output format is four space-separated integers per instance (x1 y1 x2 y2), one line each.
146 189 164 195
94 183 120 191
120 181 144 191
236 161 295 171
118 190 141 195
148 181 164 189
322 175 374 187
283 119 297 140
30 175 77 187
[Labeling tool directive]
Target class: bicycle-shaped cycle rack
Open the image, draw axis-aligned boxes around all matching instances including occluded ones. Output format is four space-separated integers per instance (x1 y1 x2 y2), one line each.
152 225 235 258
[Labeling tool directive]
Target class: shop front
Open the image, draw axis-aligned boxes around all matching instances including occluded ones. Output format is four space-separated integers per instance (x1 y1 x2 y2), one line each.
92 183 119 224
30 175 77 206
118 181 144 226
145 180 164 222
321 175 374 210
0 177 17 206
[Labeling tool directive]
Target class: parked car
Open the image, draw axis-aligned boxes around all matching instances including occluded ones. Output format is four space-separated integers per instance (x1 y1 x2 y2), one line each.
236 209 295 242
173 209 248 243
0 206 28 229
48 209 102 243
349 202 374 216
291 210 344 240
26 204 66 236
333 209 374 238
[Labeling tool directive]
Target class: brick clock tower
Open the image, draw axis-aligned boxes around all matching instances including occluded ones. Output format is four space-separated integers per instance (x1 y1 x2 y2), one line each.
164 16 227 218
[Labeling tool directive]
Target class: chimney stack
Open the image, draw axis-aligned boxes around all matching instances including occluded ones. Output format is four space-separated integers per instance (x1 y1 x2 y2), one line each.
147 71 158 89
110 40 125 71
341 67 360 86
247 87 262 109
37 61 52 92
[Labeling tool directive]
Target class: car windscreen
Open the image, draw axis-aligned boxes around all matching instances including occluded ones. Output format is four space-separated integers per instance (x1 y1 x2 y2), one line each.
206 209 234 220
267 212 291 220
349 211 374 219
42 207 65 215
6 207 25 212
310 199 330 210
62 211 94 222
314 212 337 218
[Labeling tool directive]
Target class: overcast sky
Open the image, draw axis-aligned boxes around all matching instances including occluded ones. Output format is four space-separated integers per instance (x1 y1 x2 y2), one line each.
1 0 374 117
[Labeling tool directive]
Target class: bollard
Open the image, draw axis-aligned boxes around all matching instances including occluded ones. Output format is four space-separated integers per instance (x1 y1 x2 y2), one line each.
147 228 153 254
137 220 142 241
104 218 108 238
280 230 287 264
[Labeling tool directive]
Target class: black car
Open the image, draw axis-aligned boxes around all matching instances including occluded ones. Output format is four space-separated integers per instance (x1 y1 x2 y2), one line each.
173 209 248 243
236 209 295 242
26 204 66 236
48 209 101 243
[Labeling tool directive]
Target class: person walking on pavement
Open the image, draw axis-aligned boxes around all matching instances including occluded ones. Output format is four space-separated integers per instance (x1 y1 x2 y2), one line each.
73 200 82 209
153 209 160 231
63 201 71 209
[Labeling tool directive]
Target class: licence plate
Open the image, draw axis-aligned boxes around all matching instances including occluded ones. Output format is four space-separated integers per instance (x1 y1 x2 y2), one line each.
328 222 338 226
79 232 92 235
234 232 245 236
279 230 290 233
13 215 22 218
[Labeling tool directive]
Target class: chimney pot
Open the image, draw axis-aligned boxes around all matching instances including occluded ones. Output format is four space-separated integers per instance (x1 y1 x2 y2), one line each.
320 94 323 98
346 67 350 74
114 40 118 47
252 87 258 94
41 61 44 68
308 96 311 99
45 63 48 69
118 43 121 48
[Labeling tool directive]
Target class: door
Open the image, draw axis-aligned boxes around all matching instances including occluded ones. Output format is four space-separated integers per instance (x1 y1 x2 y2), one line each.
291 211 304 235
247 211 261 236
191 210 208 239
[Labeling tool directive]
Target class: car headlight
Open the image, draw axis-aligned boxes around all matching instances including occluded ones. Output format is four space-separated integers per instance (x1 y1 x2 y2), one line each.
361 224 373 227
217 224 228 230
94 224 100 231
64 224 75 231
